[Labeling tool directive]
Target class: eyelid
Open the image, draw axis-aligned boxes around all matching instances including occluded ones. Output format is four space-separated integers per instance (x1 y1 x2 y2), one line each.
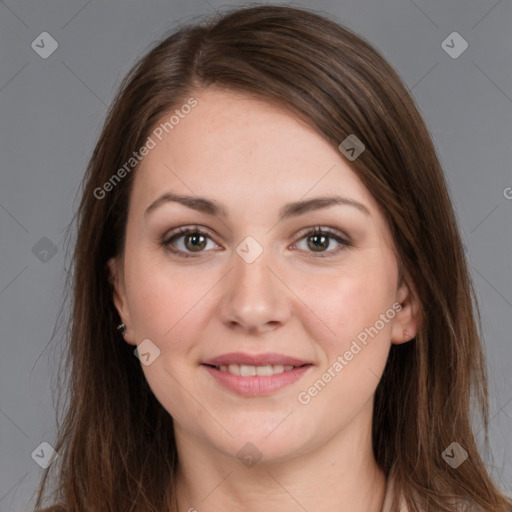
293 225 350 243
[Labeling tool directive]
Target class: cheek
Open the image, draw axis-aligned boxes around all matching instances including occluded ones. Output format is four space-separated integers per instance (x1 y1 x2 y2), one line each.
122 256 212 417
300 255 398 402
294 276 395 427
123 247 206 340
302 262 397 344
124 243 397 349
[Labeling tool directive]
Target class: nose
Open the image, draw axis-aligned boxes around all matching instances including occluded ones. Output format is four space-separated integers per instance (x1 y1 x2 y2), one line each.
217 244 292 335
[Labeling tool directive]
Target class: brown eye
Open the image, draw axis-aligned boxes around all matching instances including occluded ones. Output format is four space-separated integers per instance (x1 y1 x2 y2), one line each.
161 225 350 259
294 227 351 257
307 232 330 252
183 232 207 252
161 226 218 258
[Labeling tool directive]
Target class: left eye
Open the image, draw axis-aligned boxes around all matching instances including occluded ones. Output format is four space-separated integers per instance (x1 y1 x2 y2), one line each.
292 227 350 257
161 226 350 258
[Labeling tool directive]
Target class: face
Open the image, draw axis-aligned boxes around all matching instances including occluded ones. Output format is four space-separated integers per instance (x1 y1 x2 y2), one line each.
108 87 418 464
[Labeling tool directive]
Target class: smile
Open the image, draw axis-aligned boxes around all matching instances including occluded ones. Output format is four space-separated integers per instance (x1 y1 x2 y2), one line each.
213 363 296 376
202 363 312 396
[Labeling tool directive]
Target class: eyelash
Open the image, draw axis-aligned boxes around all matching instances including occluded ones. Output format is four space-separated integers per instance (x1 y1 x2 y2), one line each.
160 225 351 259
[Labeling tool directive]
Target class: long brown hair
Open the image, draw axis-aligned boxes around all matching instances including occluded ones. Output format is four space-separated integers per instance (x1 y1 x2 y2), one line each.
34 5 511 511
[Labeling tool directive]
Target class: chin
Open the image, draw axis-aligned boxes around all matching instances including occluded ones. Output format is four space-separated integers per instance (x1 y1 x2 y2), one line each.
206 418 313 465
225 437 303 467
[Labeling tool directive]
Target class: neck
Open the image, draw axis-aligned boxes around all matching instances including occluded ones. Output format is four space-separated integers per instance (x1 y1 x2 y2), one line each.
172 405 387 512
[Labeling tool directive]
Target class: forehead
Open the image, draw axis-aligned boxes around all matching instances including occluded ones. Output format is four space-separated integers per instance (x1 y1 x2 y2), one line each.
131 87 380 222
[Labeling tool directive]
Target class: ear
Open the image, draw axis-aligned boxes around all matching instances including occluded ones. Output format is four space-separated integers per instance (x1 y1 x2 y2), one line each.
390 277 421 345
106 256 136 345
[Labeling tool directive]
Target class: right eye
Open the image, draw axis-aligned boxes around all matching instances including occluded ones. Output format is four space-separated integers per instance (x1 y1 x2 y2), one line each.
161 226 221 258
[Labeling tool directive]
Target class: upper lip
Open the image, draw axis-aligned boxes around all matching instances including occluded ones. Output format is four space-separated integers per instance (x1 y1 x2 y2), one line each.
202 352 311 367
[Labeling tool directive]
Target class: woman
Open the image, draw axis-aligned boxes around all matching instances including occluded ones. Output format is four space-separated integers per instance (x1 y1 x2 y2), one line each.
34 5 511 511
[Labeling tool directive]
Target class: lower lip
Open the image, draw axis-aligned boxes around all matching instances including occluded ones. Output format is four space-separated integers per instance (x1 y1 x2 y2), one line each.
202 364 312 396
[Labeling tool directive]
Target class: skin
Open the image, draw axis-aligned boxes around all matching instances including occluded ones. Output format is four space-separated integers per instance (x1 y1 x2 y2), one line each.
108 87 420 512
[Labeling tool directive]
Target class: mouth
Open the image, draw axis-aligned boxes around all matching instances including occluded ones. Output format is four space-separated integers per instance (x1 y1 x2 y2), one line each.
200 352 313 396
204 363 308 376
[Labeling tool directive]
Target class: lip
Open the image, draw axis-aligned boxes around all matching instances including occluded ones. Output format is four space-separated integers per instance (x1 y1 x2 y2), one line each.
202 364 312 396
202 352 310 367
201 352 313 397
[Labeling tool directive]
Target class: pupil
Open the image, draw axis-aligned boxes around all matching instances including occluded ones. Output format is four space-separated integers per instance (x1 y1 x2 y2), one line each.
186 233 206 251
310 234 327 251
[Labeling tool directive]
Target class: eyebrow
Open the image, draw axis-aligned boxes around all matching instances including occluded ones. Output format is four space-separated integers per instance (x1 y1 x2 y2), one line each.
144 192 370 221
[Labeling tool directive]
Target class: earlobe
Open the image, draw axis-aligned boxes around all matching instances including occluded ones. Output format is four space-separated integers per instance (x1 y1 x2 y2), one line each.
391 278 421 345
106 257 135 344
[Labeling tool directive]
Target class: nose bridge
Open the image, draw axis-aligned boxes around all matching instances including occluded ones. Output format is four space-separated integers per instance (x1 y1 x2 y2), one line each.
234 241 271 294
218 235 290 332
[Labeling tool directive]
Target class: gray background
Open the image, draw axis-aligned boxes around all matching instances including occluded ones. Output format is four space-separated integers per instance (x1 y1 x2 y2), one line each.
0 0 511 510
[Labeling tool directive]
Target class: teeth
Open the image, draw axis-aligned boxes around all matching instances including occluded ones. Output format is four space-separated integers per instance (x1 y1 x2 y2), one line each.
256 365 274 376
240 364 256 376
228 364 240 375
216 364 296 376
